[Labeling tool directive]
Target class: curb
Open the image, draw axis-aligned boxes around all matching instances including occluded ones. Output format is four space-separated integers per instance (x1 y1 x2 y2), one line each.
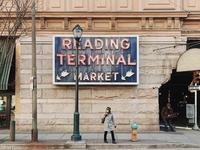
87 143 200 149
0 141 199 150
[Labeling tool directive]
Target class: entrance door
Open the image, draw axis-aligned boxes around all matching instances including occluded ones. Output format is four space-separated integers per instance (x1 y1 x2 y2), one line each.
0 94 12 129
0 39 15 129
159 70 200 127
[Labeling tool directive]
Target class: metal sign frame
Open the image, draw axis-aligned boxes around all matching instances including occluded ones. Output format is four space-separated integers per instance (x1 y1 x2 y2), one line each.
53 35 139 85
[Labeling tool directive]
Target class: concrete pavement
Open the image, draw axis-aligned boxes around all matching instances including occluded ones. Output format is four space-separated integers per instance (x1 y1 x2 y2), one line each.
0 129 200 149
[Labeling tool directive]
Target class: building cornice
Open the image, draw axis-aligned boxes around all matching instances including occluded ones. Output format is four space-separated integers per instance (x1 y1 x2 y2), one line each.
186 12 200 20
36 11 189 18
2 11 200 36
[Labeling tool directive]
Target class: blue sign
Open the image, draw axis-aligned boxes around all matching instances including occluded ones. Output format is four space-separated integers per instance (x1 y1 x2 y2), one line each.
53 35 139 85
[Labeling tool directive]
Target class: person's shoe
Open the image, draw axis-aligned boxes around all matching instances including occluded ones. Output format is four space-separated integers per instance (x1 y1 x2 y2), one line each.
164 128 169 132
112 141 117 144
104 140 108 143
171 128 176 132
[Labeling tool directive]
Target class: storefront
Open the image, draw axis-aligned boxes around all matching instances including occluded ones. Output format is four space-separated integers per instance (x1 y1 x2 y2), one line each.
4 1 199 132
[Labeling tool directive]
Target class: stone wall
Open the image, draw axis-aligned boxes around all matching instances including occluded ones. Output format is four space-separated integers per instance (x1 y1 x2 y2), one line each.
38 0 200 12
15 35 186 132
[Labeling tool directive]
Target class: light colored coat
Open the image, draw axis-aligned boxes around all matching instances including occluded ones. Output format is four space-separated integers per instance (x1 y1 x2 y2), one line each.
104 113 115 131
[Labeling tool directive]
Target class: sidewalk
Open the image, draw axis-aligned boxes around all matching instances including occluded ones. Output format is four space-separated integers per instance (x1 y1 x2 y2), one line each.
0 129 200 149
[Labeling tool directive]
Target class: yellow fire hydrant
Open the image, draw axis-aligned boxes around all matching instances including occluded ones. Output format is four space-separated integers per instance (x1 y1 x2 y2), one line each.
131 122 138 142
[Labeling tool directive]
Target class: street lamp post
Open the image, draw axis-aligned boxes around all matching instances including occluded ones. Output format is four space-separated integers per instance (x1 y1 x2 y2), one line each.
188 83 200 130
193 89 199 130
71 24 83 141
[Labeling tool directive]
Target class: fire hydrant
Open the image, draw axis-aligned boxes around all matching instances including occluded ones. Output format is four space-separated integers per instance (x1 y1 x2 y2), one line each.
131 122 138 142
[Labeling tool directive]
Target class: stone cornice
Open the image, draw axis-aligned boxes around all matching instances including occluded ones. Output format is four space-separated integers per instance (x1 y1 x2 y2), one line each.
36 11 189 18
186 12 200 20
2 11 200 35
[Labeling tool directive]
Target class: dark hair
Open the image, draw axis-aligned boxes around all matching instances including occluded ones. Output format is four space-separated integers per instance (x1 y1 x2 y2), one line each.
106 107 111 110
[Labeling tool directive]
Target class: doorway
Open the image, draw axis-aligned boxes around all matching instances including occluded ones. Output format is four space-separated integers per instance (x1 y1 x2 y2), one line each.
0 47 15 129
159 69 200 127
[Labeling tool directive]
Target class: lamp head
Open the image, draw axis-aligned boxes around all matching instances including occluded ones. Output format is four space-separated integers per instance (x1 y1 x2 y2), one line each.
72 24 83 42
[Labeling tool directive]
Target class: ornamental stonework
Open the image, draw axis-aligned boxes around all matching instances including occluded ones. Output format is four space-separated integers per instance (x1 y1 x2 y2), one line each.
39 0 200 12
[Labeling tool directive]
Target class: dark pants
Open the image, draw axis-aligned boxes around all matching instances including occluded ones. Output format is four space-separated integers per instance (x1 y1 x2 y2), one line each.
104 130 116 142
163 119 175 132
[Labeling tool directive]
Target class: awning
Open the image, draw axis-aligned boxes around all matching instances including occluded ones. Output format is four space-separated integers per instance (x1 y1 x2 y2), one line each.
0 38 15 90
176 48 200 72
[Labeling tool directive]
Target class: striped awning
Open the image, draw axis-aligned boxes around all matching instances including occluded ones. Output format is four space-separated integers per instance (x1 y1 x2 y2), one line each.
0 38 15 90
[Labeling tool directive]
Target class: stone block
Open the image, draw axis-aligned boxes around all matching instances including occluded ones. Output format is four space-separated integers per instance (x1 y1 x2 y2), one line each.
16 124 32 131
140 73 166 84
21 73 42 84
20 88 31 99
55 113 73 119
79 88 92 99
20 88 42 99
16 119 32 125
42 88 74 99
138 124 159 131
81 113 103 118
115 87 137 99
131 98 156 104
80 125 104 132
79 117 105 125
41 74 52 84
20 44 44 55
20 44 31 55
129 117 159 125
105 88 121 98
80 103 92 113
113 118 130 125
0 146 12 150
37 118 70 126
42 59 52 69
38 98 73 104
137 88 157 99
37 124 73 132
20 59 42 69
140 67 165 75
38 113 56 119
91 103 137 113
91 87 107 99
136 103 158 113
92 87 137 99
41 103 74 113
14 113 31 119
20 59 31 70
54 118 73 125
19 103 42 113
43 45 53 54
139 59 166 68
20 73 31 84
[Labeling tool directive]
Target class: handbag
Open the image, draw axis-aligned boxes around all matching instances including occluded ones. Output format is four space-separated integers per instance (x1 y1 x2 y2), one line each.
101 117 105 124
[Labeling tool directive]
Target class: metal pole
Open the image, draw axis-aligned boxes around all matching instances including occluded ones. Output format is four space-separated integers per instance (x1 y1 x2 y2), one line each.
10 120 15 141
31 0 38 141
193 89 199 130
71 40 82 141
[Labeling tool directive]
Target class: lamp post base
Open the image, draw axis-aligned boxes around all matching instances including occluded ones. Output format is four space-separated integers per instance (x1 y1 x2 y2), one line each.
31 129 38 142
193 124 200 130
71 112 82 141
71 134 82 141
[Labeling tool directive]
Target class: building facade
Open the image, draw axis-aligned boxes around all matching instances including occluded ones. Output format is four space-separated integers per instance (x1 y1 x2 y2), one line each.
14 0 200 132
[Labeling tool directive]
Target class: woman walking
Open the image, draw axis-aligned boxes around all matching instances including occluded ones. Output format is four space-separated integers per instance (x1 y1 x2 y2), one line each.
101 107 116 144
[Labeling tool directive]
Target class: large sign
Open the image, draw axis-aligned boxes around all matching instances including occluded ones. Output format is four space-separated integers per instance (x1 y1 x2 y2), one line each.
53 35 139 85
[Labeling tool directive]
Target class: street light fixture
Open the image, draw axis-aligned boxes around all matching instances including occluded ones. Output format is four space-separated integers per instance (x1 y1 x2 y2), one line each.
73 24 83 41
71 24 83 141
